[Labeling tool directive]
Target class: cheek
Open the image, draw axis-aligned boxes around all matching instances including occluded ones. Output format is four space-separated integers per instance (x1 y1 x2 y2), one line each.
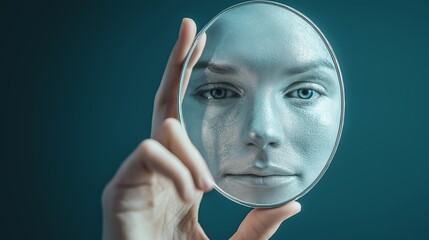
285 98 341 169
182 99 207 155
199 104 242 174
182 97 225 176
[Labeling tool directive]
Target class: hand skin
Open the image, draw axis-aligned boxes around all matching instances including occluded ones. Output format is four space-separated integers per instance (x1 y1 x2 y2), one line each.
102 18 301 240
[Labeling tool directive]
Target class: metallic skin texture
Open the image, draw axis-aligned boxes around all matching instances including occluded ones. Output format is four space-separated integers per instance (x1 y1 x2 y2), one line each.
179 1 344 207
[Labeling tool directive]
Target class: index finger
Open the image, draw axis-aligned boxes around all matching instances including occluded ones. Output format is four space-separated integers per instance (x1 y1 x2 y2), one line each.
155 18 196 105
152 18 206 137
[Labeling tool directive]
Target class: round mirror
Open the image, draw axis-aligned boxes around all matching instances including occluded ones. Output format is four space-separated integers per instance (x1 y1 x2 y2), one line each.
178 0 344 208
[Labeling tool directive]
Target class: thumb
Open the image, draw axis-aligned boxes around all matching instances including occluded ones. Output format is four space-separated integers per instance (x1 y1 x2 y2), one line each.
230 201 301 240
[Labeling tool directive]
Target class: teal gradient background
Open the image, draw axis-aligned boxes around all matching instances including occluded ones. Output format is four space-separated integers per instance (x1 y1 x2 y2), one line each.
2 0 429 239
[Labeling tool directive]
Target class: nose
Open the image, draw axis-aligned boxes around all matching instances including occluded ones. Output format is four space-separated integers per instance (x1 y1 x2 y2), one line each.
243 95 285 149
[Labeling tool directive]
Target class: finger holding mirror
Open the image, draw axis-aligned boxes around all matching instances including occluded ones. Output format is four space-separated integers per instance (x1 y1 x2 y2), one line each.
179 0 344 208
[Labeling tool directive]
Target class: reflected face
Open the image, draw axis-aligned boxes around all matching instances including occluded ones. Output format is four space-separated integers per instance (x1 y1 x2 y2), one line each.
182 4 342 206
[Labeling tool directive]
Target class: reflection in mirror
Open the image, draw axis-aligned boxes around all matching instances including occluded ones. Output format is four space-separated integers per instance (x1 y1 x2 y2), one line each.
179 1 344 207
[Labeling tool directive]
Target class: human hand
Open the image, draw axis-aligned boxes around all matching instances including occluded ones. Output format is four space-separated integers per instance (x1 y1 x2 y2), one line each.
102 18 301 240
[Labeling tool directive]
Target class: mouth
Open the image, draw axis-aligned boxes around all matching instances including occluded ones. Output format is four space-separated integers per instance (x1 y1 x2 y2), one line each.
224 174 298 187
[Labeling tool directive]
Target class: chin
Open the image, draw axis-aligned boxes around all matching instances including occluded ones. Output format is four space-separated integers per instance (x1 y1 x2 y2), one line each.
217 176 302 206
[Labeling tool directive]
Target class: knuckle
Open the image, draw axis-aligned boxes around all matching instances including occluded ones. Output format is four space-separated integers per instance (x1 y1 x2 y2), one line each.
154 90 171 108
137 139 157 157
182 166 193 180
161 118 182 146
173 163 193 184
162 118 179 131
101 181 114 207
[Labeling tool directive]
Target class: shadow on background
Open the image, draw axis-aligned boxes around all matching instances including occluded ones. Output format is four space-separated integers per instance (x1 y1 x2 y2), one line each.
2 0 429 239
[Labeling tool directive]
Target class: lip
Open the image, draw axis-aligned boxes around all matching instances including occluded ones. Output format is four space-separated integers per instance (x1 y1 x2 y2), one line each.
224 174 297 187
223 165 298 187
225 164 297 176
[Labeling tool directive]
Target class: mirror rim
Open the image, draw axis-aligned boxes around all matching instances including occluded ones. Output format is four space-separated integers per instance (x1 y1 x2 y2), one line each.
178 0 345 208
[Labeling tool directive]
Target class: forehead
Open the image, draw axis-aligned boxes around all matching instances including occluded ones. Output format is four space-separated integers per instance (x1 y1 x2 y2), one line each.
201 4 333 72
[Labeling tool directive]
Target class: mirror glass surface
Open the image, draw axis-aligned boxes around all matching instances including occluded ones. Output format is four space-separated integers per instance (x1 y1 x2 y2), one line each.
179 0 344 207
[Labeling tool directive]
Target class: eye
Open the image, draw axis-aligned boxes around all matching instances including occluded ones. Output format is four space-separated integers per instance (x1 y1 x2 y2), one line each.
196 83 242 100
210 89 227 99
297 89 314 99
200 88 240 99
286 88 320 99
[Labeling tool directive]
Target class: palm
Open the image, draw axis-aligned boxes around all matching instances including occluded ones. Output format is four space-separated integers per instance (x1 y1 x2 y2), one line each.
111 174 204 239
153 177 204 238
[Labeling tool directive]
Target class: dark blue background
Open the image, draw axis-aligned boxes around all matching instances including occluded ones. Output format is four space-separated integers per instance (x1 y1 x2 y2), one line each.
2 0 429 239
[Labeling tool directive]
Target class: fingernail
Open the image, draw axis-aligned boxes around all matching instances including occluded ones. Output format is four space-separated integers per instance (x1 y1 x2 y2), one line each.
293 201 302 213
179 18 186 37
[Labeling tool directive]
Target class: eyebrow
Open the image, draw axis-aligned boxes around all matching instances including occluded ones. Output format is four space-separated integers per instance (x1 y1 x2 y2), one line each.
193 59 335 75
284 59 335 75
194 61 241 75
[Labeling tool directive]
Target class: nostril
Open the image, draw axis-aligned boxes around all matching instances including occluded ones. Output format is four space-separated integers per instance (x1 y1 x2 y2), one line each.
245 119 284 149
247 130 283 148
247 137 271 149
